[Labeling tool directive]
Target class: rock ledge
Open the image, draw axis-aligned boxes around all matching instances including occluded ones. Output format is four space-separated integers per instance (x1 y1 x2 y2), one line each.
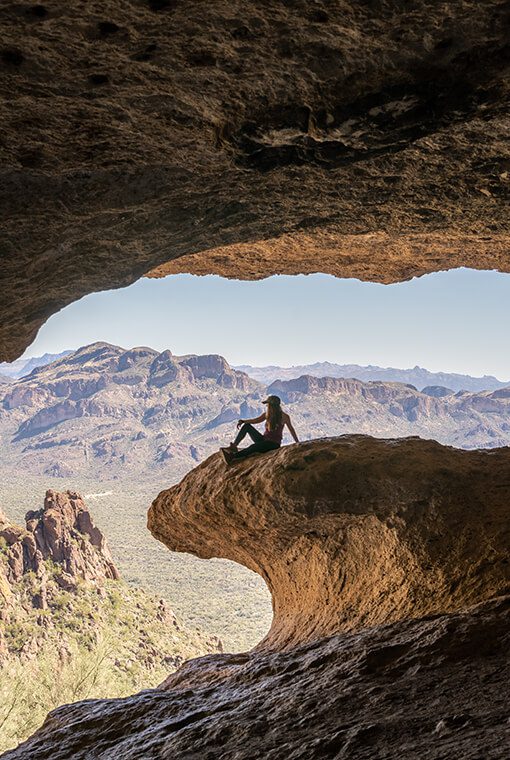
149 435 510 649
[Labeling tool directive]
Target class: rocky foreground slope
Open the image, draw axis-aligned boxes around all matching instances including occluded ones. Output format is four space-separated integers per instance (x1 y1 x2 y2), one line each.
3 342 510 482
6 436 510 758
4 596 508 760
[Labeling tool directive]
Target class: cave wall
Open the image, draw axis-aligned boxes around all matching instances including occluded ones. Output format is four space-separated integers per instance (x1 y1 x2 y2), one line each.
1 0 509 359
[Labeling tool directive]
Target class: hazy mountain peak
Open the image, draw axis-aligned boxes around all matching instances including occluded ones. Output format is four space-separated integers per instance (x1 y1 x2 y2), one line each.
236 361 509 393
0 350 73 379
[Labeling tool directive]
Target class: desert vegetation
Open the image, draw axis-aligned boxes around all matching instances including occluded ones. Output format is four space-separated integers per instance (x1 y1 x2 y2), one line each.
0 576 219 753
0 489 224 753
0 474 272 653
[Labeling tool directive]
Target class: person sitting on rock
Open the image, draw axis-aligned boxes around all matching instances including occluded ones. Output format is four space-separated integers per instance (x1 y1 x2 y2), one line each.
221 395 299 464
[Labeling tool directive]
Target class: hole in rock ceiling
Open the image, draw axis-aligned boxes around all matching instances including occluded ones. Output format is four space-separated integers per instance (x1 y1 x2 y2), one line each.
2 267 510 656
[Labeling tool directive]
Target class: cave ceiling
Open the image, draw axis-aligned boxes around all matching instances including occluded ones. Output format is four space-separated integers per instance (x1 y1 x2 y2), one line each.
0 1 509 359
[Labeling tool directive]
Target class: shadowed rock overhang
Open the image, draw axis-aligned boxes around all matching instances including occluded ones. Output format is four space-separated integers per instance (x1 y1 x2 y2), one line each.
1 0 509 359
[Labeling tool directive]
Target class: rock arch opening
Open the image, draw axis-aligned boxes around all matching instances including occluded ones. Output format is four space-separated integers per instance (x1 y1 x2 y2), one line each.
3 268 510 660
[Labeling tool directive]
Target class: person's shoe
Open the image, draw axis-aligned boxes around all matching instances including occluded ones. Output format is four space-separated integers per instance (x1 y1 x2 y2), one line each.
225 442 238 452
220 448 235 465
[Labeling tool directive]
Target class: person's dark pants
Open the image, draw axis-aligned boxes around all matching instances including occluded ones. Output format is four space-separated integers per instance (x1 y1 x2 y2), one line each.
232 423 280 459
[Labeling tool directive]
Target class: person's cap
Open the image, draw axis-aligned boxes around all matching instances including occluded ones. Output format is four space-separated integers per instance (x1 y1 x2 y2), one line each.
262 395 281 405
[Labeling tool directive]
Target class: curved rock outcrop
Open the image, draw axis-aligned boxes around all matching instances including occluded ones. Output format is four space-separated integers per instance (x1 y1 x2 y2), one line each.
148 435 510 650
1 1 509 358
5 437 510 758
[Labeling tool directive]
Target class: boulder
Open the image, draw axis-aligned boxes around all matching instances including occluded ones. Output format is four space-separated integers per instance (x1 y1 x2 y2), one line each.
149 435 510 650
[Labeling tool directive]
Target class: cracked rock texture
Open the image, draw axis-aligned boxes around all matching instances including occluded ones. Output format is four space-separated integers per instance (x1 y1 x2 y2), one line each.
1 0 509 358
148 435 510 649
5 596 510 759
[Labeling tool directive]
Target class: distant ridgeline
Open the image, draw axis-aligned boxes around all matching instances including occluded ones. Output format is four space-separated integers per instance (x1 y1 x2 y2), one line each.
1 342 510 480
2 347 506 390
0 351 73 380
234 361 510 393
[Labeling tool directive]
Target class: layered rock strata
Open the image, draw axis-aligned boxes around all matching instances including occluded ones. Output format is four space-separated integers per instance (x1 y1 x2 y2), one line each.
148 435 510 649
1 0 509 358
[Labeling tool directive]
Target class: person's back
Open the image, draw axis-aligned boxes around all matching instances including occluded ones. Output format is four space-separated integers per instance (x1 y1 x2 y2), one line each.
263 417 285 444
220 396 299 464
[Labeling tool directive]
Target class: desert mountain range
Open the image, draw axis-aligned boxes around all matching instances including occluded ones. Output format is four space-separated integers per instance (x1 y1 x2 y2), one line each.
3 349 507 391
236 361 510 392
2 342 510 481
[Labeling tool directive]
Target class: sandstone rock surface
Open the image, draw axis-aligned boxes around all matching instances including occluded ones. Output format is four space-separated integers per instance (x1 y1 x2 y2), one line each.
5 596 509 759
149 435 510 649
1 1 509 358
5 437 510 757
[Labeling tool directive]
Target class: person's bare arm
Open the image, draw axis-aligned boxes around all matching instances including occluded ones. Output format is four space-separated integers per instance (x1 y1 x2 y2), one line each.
237 413 266 428
284 413 299 443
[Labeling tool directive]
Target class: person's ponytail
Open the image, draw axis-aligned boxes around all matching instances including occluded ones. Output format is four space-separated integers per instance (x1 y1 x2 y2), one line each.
266 398 283 431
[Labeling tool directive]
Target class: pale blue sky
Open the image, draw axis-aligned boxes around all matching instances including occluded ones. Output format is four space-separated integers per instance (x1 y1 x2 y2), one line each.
23 269 510 379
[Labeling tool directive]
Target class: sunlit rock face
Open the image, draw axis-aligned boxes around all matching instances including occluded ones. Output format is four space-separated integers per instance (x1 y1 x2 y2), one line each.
149 435 510 649
0 489 119 589
1 1 509 359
